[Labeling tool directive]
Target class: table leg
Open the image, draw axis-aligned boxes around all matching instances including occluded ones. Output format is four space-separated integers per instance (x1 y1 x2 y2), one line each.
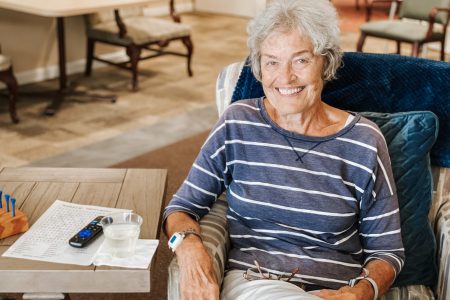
43 17 117 116
43 17 67 116
57 17 67 91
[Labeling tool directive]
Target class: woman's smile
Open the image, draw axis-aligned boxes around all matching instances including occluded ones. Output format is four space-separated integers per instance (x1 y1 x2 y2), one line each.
277 86 305 96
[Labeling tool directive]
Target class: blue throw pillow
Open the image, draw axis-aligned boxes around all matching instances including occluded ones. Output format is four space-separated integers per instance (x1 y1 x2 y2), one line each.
360 111 439 286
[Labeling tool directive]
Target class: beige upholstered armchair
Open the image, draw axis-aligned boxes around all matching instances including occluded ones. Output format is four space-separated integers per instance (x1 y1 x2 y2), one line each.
168 55 450 299
356 0 450 60
83 0 193 91
0 45 19 123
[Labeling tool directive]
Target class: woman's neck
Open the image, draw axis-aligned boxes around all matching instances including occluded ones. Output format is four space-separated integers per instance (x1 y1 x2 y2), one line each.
264 98 349 137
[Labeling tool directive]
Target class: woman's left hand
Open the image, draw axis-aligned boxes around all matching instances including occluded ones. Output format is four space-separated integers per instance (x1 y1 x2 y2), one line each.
310 286 359 300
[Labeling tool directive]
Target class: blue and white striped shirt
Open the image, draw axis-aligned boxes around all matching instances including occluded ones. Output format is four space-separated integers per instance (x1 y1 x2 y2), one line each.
164 97 405 289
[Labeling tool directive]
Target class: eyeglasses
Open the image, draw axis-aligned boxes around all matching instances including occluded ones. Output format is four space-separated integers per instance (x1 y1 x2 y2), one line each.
243 260 300 283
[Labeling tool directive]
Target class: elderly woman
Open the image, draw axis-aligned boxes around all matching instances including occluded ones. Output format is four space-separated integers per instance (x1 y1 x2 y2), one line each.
163 0 404 299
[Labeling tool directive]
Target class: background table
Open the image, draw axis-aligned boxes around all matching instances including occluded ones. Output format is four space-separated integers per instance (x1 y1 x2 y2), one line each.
0 167 167 295
0 0 155 115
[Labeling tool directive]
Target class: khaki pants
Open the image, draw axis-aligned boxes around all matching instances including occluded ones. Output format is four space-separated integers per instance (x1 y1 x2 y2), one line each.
221 270 322 300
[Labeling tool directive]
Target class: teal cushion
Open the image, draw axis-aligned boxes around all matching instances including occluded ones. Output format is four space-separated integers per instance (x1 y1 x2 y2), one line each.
360 111 439 286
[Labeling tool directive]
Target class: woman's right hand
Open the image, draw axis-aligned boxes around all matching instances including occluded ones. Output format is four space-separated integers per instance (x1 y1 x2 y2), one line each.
176 235 220 300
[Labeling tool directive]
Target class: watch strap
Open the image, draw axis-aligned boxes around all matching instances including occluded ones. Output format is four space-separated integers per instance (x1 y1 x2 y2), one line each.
348 268 378 300
182 228 203 241
363 277 378 300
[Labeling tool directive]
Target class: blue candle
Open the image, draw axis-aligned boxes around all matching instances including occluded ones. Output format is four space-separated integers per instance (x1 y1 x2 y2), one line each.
0 190 2 209
11 198 16 217
5 194 10 212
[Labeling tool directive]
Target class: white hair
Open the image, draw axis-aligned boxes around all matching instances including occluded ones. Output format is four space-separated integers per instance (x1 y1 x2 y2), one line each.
247 0 343 82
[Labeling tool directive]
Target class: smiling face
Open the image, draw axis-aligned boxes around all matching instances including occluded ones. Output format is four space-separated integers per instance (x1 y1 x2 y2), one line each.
260 28 325 117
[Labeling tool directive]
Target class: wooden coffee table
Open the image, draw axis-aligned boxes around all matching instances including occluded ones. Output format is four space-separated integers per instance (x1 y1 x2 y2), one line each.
0 167 167 297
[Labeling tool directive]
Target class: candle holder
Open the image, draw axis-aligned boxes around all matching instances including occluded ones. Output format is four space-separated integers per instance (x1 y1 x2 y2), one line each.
0 195 29 239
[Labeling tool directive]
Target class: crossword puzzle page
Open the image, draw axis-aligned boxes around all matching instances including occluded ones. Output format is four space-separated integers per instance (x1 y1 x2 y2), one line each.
3 200 130 265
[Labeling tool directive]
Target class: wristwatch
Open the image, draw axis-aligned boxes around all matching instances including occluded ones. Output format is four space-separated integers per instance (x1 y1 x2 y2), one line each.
348 268 378 300
168 228 202 252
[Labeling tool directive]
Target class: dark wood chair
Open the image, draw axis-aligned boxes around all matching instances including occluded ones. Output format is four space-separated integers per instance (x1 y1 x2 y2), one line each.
83 0 193 91
357 0 450 60
0 46 19 124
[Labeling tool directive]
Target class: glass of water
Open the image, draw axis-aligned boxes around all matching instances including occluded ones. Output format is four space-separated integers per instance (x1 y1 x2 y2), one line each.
100 212 143 258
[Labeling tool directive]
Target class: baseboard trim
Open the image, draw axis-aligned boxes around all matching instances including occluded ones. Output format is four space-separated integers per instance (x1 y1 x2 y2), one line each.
14 50 127 86
12 2 194 87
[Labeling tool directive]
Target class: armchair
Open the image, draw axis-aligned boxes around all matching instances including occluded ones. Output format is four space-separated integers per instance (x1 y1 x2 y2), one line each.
83 0 193 91
0 45 19 124
168 53 450 299
356 0 450 60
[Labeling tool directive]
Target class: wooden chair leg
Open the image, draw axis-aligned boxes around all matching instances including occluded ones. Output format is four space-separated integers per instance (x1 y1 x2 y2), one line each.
85 38 95 76
396 41 401 54
181 36 193 77
441 40 446 61
356 33 366 52
127 45 141 91
0 67 19 123
411 42 420 57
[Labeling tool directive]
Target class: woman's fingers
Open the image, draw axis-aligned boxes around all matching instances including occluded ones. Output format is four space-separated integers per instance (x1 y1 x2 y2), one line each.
310 289 357 300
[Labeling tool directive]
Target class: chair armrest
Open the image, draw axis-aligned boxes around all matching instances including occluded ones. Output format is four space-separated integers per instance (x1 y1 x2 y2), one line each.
425 9 439 40
215 61 245 116
430 6 450 19
423 6 450 40
113 9 127 38
434 201 450 299
431 167 450 299
430 167 450 227
168 196 229 300
169 0 181 23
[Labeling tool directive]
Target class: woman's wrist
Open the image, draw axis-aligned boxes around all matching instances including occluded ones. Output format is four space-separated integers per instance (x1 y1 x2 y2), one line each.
175 234 205 257
353 279 375 300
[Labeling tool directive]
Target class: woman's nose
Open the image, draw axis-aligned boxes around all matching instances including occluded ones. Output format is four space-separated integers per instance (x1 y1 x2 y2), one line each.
278 63 297 83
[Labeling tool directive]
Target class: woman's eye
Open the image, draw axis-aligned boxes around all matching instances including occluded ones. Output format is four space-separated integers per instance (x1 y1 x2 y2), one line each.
266 61 278 66
295 58 308 64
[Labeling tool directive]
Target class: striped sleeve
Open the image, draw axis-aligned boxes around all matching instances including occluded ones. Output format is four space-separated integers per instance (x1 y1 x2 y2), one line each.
163 116 228 222
359 132 405 276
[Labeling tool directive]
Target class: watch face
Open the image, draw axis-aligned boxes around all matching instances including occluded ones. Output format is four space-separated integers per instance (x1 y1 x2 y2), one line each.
168 232 183 251
169 234 178 243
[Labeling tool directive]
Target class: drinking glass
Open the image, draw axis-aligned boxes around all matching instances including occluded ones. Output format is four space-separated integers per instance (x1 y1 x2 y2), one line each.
100 212 143 258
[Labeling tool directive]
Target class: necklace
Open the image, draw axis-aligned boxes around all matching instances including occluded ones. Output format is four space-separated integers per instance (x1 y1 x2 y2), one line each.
282 135 323 163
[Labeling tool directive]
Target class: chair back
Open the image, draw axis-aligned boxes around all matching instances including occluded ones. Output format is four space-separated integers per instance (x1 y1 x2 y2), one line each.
399 0 450 24
85 7 145 27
